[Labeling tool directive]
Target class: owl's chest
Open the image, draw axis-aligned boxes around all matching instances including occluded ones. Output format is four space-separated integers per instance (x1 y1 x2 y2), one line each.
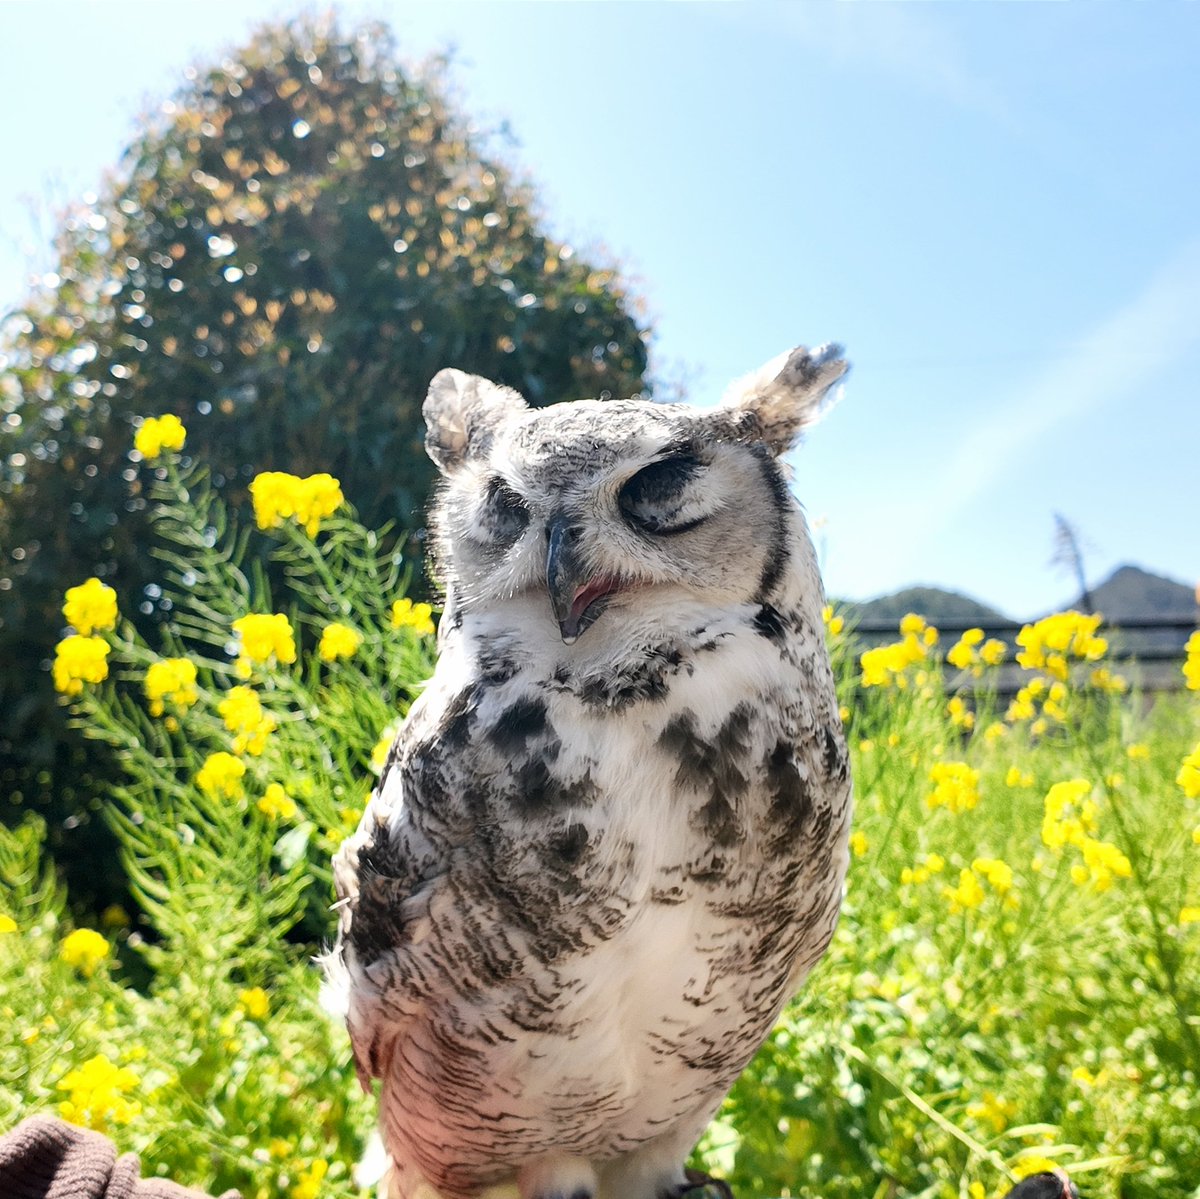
397 606 847 915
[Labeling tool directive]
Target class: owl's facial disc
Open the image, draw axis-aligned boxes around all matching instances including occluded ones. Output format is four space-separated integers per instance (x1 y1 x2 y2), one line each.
545 513 622 644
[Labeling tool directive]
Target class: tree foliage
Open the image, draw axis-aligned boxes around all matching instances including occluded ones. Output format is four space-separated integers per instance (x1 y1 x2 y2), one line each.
0 15 651 877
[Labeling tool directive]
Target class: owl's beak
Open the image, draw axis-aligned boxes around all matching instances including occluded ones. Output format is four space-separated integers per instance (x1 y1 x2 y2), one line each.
546 515 619 644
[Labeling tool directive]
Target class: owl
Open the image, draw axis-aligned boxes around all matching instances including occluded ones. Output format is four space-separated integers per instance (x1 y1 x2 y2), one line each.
328 344 853 1199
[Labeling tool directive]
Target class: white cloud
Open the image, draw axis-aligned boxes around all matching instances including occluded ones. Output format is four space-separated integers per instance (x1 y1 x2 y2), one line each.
721 2 1011 124
898 238 1200 553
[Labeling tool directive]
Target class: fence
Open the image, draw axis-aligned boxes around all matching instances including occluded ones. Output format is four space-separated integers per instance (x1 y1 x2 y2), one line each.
849 614 1198 694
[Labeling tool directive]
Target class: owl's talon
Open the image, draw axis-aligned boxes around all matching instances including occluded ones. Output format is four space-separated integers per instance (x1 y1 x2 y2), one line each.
679 1168 735 1198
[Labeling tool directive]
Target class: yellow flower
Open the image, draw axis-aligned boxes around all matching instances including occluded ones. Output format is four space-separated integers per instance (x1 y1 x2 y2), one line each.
218 685 276 755
1180 906 1200 925
291 1159 329 1199
901 852 945 886
1089 666 1126 692
391 597 436 637
1013 1156 1065 1179
52 634 110 696
860 631 928 688
946 696 975 730
319 621 363 662
966 1090 1016 1132
101 904 130 929
62 577 118 635
973 857 1014 894
926 761 980 814
982 721 1008 743
0 914 17 934
821 604 845 638
60 928 111 977
979 638 1007 666
134 413 187 459
371 727 397 774
1178 744 1200 799
143 658 199 717
57 1053 142 1131
250 471 345 537
257 782 297 821
232 612 297 675
1041 779 1097 850
1184 630 1200 691
849 830 868 857
1125 743 1150 761
196 751 247 800
1016 610 1107 677
239 986 270 1020
1080 840 1132 897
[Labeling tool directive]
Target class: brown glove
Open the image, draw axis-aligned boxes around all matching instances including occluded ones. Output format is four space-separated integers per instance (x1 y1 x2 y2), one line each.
0 1116 241 1199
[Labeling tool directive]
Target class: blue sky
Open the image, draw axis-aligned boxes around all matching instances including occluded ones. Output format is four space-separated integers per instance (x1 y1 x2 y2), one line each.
1 2 1196 618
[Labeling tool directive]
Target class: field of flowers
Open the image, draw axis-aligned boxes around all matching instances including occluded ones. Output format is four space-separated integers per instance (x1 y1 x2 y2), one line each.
2 419 1199 1199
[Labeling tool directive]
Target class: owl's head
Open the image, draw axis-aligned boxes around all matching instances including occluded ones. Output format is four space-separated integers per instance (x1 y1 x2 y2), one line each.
424 344 847 644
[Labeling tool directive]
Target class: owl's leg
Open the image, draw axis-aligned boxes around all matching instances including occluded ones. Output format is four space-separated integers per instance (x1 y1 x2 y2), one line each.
516 1152 599 1199
597 1102 723 1199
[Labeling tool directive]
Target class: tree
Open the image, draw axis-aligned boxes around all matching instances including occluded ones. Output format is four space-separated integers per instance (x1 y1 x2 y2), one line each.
0 15 651 902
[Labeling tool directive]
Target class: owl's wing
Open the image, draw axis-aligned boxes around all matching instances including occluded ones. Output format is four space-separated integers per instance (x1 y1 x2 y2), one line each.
329 750 453 1089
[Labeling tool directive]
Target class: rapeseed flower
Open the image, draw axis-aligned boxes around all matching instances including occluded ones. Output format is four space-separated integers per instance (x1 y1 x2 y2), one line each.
196 751 247 800
821 604 844 637
972 857 1014 894
900 852 945 886
232 612 297 676
56 1054 141 1131
250 471 344 537
291 1159 329 1199
134 413 186 459
144 657 199 717
0 914 16 934
966 1090 1016 1133
946 696 975 730
319 621 363 662
257 782 298 821
1184 630 1200 690
1180 906 1200 925
1089 666 1128 693
946 627 984 671
944 868 986 912
371 726 397 774
239 986 270 1020
391 597 436 637
979 638 1006 666
1016 610 1107 681
1041 779 1098 850
1013 1156 1066 1179
59 928 111 977
1071 837 1132 892
926 761 980 814
849 830 868 857
62 577 118 635
218 685 276 755
52 635 110 696
1178 744 1200 799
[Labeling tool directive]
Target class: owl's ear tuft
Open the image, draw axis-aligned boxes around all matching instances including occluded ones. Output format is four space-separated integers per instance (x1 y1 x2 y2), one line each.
721 344 848 456
424 369 528 473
